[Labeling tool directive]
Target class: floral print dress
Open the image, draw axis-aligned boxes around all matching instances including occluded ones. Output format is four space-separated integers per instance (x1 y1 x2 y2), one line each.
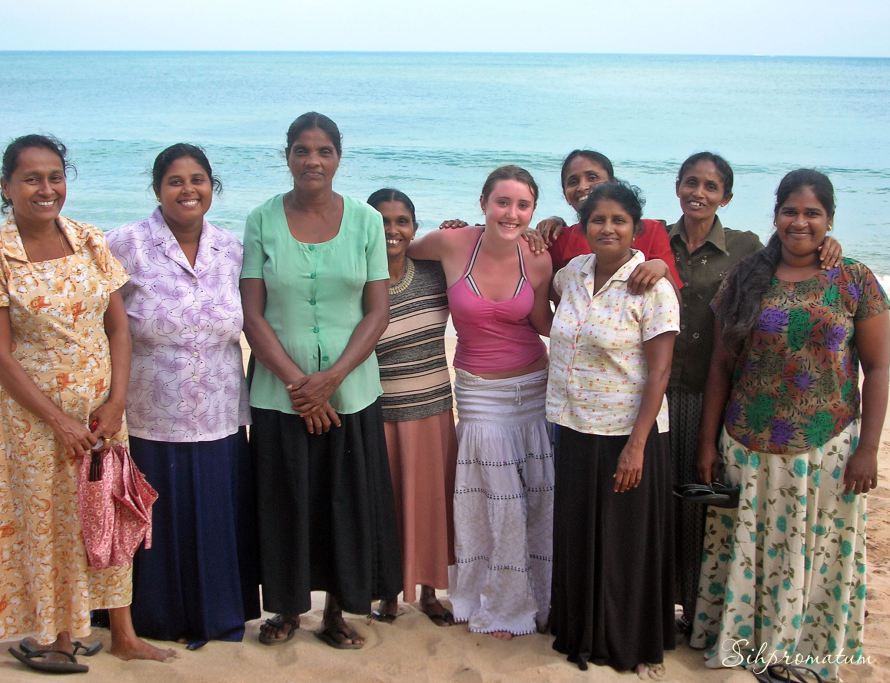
690 260 889 681
0 216 131 643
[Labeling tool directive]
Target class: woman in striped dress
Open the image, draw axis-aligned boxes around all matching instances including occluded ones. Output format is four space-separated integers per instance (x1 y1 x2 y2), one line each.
368 189 458 626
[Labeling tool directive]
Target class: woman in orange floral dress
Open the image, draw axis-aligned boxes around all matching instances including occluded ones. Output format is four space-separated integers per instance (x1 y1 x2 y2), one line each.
0 135 174 672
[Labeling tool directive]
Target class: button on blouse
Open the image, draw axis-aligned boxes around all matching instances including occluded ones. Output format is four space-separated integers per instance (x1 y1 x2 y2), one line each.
547 250 680 436
240 194 389 415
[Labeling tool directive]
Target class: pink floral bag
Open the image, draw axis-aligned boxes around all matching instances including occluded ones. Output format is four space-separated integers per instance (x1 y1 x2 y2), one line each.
77 443 158 569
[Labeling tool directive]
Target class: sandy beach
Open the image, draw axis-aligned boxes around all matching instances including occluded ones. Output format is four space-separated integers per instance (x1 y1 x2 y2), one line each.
1 336 886 683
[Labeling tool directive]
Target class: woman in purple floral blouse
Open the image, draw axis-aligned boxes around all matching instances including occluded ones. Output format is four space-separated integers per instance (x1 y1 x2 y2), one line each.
691 169 889 680
107 144 259 648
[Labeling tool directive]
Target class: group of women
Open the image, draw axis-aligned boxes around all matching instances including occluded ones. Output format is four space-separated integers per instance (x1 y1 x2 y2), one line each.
0 112 886 682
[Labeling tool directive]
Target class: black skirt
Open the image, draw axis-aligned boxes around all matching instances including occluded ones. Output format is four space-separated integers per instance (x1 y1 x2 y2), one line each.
667 387 706 621
550 426 675 671
251 401 402 615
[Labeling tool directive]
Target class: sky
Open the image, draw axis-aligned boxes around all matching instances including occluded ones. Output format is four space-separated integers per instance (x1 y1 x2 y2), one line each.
2 0 889 56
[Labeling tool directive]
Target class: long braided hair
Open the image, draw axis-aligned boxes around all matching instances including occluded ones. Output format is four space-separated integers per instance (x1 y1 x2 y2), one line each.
713 169 835 354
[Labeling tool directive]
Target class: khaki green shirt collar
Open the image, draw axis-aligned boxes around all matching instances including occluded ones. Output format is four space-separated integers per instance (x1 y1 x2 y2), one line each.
668 215 729 255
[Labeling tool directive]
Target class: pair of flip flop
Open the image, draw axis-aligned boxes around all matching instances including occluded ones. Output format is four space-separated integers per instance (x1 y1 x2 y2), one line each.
8 637 102 674
673 481 740 508
258 614 364 650
753 664 824 683
370 605 455 627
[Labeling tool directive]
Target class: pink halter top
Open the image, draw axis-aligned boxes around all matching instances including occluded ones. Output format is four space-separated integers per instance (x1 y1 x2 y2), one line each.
446 232 547 375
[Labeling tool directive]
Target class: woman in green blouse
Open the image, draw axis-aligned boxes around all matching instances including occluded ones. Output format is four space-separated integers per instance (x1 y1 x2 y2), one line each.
240 112 401 650
691 169 889 680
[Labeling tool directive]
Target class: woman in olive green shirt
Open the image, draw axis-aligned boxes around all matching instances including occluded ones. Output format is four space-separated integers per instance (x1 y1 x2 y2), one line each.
240 112 401 650
668 152 841 630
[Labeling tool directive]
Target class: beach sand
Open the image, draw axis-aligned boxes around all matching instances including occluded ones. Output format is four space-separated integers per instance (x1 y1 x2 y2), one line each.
1 337 886 682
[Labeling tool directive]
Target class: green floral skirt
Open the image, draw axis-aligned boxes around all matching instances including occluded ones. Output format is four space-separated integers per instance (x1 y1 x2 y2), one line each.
690 422 867 681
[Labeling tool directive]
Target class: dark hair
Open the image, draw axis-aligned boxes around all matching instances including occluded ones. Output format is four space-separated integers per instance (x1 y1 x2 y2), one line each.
715 169 836 354
367 188 418 229
560 149 615 188
151 143 222 197
285 112 342 157
677 152 734 197
1 134 74 213
713 234 781 354
577 180 645 235
774 168 835 220
480 165 539 204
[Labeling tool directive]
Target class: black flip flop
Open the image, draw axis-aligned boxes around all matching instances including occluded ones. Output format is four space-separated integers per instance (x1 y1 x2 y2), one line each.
9 646 89 674
369 609 398 624
674 482 740 508
315 624 364 650
258 614 299 646
753 664 824 683
20 637 103 657
422 606 454 627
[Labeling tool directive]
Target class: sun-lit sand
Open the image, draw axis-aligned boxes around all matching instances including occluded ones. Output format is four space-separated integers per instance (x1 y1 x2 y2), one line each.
1 336 885 682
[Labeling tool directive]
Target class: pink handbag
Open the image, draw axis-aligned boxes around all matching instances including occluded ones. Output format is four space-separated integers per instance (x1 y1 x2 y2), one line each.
77 442 158 569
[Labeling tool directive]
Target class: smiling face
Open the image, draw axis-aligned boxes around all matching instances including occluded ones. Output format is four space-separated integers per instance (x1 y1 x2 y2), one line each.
378 199 417 260
562 155 611 212
157 156 213 231
480 179 536 242
774 185 831 261
0 146 67 228
287 127 340 191
584 198 635 261
675 160 730 222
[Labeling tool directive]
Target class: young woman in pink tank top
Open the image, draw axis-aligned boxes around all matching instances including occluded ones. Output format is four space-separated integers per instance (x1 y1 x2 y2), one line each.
409 165 553 639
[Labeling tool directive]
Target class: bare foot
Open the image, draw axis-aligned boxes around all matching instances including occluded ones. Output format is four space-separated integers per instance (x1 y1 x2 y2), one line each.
490 631 514 640
636 662 666 680
110 636 176 662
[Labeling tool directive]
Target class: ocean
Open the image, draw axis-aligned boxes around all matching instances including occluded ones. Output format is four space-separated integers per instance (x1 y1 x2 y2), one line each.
1 51 889 280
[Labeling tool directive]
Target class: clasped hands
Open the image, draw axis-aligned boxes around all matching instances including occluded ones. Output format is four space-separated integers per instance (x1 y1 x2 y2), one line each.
52 398 124 459
287 370 343 434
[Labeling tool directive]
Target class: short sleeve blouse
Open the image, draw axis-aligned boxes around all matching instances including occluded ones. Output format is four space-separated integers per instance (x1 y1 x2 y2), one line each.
546 250 680 436
720 259 889 453
240 194 389 415
107 209 250 442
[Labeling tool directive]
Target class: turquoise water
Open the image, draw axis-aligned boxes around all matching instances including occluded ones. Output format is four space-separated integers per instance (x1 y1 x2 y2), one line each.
2 51 889 278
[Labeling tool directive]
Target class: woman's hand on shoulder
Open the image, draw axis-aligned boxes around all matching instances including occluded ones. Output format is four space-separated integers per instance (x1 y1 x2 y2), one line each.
613 440 644 492
89 399 125 443
522 229 547 255
50 413 97 459
843 444 878 495
439 219 472 230
627 259 668 295
535 216 567 245
818 236 842 269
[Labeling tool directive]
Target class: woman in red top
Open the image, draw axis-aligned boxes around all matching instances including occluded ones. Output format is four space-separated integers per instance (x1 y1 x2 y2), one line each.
538 149 681 292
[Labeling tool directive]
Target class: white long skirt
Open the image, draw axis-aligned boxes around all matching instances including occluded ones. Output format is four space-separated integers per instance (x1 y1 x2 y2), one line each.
448 368 554 635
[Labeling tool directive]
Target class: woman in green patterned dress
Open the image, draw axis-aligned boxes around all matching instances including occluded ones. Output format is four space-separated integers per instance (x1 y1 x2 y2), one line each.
691 169 889 680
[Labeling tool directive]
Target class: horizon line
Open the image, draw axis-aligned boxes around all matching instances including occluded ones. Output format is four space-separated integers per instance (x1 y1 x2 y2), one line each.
1 49 888 59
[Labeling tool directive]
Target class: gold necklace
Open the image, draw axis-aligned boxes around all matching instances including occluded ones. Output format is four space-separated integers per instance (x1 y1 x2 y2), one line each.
57 223 69 255
389 258 415 295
